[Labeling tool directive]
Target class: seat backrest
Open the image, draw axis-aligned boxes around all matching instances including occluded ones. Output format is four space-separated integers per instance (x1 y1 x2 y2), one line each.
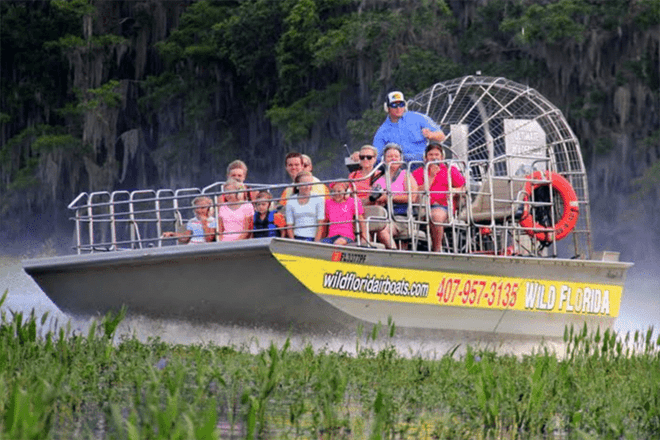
174 210 186 233
459 175 525 223
363 205 388 233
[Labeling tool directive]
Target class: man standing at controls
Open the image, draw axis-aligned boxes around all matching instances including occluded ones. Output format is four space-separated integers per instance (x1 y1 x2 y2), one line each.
373 91 446 162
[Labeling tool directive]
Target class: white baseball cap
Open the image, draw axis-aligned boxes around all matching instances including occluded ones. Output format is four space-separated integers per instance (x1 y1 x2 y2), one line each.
386 91 405 105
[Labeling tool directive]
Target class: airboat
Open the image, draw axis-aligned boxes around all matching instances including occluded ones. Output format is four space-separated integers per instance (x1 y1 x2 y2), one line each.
22 76 632 339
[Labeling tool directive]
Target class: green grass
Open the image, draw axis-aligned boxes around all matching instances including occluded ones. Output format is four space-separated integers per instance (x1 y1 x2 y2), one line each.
0 289 658 439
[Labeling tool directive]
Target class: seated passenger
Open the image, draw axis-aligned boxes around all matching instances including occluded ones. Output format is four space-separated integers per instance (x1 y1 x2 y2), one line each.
162 196 217 244
301 154 314 172
348 144 379 202
252 190 286 238
278 152 328 208
217 179 254 241
368 143 418 248
219 160 258 202
322 181 367 246
285 171 325 242
412 142 465 252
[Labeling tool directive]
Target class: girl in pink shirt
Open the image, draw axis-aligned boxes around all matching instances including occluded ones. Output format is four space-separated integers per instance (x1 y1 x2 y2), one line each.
217 180 254 241
322 181 367 245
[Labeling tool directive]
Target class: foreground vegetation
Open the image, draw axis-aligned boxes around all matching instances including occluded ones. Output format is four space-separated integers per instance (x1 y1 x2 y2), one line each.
0 291 658 439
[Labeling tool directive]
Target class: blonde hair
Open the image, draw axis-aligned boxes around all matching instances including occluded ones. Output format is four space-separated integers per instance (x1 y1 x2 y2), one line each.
294 170 313 183
192 196 212 207
292 170 313 194
226 160 247 177
360 144 378 157
223 178 245 192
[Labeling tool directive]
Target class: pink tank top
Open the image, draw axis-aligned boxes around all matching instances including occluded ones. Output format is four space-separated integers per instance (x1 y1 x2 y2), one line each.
374 167 406 194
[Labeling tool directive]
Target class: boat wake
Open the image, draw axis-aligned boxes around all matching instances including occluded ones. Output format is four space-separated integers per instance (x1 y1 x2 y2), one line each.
107 313 566 359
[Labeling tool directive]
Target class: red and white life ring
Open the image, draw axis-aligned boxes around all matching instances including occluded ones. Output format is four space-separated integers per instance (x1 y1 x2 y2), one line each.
519 171 580 242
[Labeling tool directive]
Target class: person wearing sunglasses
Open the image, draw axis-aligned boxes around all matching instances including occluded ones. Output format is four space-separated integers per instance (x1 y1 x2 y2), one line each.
301 154 313 171
348 144 379 202
373 91 445 162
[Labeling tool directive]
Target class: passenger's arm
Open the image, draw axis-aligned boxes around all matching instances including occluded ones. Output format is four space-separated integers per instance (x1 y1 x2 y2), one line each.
314 198 325 242
216 217 225 241
236 215 252 240
161 230 192 244
314 225 324 242
286 226 295 239
407 175 419 203
285 204 295 238
422 128 445 143
450 167 467 213
202 219 216 242
357 214 368 243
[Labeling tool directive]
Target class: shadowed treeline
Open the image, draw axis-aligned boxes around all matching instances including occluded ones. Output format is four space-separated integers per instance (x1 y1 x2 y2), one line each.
1 0 658 248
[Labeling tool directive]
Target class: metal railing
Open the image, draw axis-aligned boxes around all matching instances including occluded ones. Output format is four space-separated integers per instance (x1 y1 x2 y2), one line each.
68 160 591 259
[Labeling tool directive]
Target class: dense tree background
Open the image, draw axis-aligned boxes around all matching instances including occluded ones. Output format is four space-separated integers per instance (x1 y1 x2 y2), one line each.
0 0 658 260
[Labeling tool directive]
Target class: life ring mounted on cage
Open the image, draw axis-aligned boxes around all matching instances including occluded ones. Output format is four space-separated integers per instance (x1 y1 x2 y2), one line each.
518 171 580 242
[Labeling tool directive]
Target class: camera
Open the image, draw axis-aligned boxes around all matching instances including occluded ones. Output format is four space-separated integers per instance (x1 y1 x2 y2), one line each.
369 184 384 202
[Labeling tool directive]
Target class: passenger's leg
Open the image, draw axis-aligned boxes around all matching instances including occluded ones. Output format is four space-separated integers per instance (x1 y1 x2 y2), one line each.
430 207 448 252
334 237 349 246
377 225 396 249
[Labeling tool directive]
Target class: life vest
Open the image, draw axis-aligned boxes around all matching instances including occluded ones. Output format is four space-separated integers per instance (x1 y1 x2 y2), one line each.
519 171 580 242
253 211 278 238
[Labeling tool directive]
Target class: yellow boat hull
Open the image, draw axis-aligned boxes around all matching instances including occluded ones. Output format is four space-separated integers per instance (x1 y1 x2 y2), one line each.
270 239 631 338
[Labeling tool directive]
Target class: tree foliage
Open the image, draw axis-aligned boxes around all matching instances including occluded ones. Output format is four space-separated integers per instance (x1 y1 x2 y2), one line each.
0 0 658 235
0 1 80 125
500 0 590 44
142 0 456 148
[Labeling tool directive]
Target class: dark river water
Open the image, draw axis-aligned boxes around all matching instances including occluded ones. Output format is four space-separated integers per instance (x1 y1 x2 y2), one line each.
1 254 658 357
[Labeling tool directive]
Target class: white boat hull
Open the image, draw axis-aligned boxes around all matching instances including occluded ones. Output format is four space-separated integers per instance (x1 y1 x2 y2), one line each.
22 239 356 332
23 238 631 338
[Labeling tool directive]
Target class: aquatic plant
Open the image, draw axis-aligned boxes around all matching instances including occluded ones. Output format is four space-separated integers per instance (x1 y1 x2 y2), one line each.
0 301 658 439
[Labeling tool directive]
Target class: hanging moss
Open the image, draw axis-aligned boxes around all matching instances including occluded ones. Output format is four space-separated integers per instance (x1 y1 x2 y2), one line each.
1 0 659 240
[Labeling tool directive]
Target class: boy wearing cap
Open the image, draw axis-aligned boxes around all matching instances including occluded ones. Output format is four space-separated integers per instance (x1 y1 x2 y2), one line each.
373 91 445 162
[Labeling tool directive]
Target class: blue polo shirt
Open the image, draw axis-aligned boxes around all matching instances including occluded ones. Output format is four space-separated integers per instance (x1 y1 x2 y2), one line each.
373 111 442 162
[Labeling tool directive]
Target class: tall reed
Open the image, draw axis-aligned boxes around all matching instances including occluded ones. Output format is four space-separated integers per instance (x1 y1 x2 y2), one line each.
0 295 658 439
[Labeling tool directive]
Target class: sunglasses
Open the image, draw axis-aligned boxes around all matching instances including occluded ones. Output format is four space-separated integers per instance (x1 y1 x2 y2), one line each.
388 102 405 108
359 155 375 160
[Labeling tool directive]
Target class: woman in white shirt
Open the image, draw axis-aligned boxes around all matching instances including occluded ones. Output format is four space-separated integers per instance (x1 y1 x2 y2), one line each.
285 171 325 242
